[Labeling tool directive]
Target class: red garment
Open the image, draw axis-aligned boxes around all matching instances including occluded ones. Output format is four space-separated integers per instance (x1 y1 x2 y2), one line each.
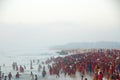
98 74 103 80
49 68 53 75
16 73 19 78
8 73 12 79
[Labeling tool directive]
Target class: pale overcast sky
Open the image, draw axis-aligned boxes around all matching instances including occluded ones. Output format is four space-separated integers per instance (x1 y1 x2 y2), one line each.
0 0 120 51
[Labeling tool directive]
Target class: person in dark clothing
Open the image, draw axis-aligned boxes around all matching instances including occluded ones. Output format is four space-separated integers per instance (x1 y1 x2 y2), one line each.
0 71 1 80
111 74 115 80
42 66 46 78
81 75 84 80
118 64 120 72
42 70 46 77
35 75 37 80
84 78 87 80
4 76 7 80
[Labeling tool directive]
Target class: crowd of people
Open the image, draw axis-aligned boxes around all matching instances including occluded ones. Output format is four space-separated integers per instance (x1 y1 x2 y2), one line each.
0 68 19 80
0 49 120 80
45 49 120 80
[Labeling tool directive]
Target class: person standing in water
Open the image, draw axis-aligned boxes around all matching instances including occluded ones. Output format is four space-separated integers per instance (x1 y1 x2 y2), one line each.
0 70 1 80
38 64 42 72
8 72 12 80
30 72 34 80
4 76 7 80
35 75 37 80
30 60 33 69
42 66 46 78
15 72 19 78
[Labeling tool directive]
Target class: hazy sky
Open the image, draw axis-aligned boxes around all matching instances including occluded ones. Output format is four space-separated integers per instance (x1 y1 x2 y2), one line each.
0 0 120 50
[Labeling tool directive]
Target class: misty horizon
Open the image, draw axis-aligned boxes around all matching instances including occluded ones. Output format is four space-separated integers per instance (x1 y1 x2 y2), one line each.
0 0 120 53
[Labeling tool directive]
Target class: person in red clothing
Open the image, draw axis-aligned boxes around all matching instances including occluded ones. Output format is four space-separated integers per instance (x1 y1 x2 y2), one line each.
20 66 24 73
2 73 4 79
98 72 103 80
15 72 19 78
8 72 12 80
49 66 53 75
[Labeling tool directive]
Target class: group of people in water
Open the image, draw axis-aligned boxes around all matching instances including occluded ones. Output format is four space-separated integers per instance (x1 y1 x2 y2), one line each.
0 70 19 80
0 49 120 80
0 60 43 80
0 62 25 80
0 56 51 80
12 62 25 73
45 49 120 80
